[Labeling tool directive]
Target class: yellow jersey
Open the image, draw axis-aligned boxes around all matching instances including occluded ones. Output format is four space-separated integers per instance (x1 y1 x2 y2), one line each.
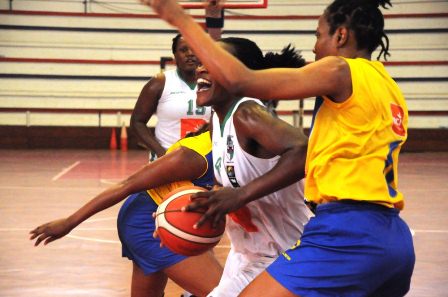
305 58 408 209
147 131 213 205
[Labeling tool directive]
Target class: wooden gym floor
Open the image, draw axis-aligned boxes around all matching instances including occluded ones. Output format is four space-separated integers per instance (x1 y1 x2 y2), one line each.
0 149 447 297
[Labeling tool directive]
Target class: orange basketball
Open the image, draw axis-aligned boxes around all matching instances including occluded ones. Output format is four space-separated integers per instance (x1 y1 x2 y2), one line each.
155 185 226 256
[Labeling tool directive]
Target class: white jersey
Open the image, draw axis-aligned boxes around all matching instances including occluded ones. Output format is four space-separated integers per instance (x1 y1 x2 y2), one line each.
155 69 212 149
209 98 312 297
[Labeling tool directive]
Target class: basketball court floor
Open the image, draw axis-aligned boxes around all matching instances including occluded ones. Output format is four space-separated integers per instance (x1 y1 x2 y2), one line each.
0 149 446 296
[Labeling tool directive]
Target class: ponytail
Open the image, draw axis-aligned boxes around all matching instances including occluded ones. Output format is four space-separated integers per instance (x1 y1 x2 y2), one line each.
264 44 306 69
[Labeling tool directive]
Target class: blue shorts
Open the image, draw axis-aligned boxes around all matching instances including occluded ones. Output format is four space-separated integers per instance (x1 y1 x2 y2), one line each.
267 201 415 297
117 191 187 275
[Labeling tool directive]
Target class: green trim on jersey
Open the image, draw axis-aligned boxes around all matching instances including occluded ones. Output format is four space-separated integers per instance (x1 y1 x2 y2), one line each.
176 68 196 90
220 100 240 137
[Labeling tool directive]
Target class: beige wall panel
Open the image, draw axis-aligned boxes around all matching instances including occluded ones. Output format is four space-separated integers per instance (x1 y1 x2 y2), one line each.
0 78 144 95
0 62 159 76
0 96 137 109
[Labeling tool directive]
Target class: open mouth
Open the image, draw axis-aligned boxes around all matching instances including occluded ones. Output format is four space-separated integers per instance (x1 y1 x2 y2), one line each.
197 78 212 92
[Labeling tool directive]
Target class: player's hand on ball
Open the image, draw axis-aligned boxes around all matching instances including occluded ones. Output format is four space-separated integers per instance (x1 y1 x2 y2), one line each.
29 218 73 246
186 187 245 229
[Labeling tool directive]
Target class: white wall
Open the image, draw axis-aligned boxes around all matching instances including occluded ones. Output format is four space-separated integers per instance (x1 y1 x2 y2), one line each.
0 0 447 128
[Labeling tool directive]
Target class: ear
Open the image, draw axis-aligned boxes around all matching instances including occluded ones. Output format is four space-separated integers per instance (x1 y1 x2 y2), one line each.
335 27 349 48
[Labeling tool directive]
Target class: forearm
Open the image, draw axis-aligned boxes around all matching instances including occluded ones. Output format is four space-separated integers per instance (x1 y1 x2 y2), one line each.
131 121 165 156
67 184 131 229
174 13 248 93
207 28 222 40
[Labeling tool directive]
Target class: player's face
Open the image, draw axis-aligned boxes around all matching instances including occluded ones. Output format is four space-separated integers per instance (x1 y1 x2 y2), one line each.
313 14 337 61
174 38 199 72
195 42 233 108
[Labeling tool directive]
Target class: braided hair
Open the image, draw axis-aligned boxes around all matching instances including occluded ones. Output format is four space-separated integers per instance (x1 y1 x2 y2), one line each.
325 0 392 60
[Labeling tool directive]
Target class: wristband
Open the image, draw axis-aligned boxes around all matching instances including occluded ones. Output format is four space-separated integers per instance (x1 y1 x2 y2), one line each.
205 10 224 28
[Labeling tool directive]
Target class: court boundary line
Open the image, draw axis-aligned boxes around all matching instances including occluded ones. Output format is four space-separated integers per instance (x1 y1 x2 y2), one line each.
52 161 81 181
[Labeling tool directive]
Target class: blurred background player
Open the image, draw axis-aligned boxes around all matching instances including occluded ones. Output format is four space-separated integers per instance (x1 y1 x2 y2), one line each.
130 33 210 161
130 0 223 161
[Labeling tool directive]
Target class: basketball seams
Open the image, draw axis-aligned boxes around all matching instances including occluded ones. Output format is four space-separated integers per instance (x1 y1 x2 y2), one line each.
158 227 218 246
156 209 222 244
155 186 225 255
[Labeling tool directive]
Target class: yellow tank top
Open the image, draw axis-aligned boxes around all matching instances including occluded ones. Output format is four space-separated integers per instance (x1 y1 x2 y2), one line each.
147 131 212 205
305 58 408 209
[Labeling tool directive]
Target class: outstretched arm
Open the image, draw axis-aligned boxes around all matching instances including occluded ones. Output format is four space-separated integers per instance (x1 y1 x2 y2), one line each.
30 146 206 246
188 102 307 228
140 0 351 102
205 0 224 41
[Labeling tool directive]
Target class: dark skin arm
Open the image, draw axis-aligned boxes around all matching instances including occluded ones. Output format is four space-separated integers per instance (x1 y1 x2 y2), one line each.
130 73 167 157
141 0 352 103
187 101 308 228
30 146 206 246
205 0 223 41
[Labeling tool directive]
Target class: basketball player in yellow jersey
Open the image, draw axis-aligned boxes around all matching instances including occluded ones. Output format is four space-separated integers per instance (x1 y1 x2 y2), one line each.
30 126 223 297
141 0 415 296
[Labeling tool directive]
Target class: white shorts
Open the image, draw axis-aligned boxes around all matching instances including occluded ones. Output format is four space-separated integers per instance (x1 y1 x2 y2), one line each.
207 248 276 297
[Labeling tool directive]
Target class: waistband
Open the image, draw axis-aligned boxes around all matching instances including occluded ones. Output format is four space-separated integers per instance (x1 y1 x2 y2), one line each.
316 199 399 215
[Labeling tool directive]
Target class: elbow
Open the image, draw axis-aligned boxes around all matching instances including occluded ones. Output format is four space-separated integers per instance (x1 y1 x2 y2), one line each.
129 115 144 134
291 140 308 179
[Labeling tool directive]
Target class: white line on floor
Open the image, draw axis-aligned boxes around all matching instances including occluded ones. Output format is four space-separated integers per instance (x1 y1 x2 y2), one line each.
52 161 81 181
100 179 120 185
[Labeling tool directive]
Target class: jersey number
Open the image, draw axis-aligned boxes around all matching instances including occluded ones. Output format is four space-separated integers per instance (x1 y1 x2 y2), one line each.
187 99 206 115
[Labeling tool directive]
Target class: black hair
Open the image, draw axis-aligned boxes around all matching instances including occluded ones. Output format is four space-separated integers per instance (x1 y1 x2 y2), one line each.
325 0 392 60
218 37 306 70
172 34 182 54
219 37 306 112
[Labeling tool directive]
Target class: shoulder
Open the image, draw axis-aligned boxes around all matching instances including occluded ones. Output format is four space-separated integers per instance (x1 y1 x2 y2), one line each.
233 100 271 136
234 100 268 122
311 56 351 103
140 72 166 100
314 56 349 75
150 72 166 87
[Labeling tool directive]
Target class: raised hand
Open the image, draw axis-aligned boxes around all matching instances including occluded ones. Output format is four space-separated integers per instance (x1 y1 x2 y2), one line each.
205 0 223 18
29 218 74 246
185 187 246 229
139 0 186 26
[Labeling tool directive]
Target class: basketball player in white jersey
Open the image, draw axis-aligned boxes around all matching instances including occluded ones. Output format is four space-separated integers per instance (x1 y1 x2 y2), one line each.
130 34 212 160
189 38 313 297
